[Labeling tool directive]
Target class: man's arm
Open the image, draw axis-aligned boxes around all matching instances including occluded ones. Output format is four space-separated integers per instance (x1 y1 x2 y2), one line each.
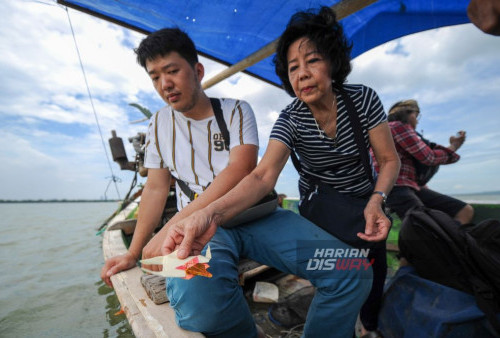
100 168 171 286
394 123 457 166
140 143 258 266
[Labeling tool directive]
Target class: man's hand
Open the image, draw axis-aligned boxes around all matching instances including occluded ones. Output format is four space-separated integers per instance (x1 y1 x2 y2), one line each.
101 252 138 287
358 200 391 242
161 208 218 259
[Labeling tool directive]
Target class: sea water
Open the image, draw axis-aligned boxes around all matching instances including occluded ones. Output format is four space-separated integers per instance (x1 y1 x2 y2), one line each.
0 202 133 338
451 192 500 204
1 195 498 337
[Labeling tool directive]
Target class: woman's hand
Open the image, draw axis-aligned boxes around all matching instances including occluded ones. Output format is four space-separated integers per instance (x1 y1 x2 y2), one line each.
358 200 391 242
449 130 466 151
161 208 219 259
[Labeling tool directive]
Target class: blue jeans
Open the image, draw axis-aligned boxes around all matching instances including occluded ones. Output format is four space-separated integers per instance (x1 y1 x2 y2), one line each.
167 208 373 338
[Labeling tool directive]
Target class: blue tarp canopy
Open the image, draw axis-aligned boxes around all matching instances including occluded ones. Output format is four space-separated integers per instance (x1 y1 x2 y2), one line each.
58 0 470 88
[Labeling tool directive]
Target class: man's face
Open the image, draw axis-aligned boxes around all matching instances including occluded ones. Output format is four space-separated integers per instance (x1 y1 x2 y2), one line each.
146 52 203 113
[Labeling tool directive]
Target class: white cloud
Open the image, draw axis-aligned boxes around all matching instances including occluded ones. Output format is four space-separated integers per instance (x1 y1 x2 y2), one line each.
0 0 499 200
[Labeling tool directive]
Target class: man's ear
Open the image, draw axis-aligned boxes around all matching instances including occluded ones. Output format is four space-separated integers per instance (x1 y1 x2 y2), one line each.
195 62 204 82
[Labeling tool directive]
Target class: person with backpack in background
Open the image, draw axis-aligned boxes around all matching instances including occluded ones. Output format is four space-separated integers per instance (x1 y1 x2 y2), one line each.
374 99 474 225
376 99 500 336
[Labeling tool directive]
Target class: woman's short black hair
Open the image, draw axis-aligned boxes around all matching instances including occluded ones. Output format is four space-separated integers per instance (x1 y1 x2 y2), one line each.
135 28 198 70
273 6 352 97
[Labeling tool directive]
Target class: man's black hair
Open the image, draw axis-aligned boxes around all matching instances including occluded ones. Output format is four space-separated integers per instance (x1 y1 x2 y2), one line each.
135 28 198 69
273 6 352 97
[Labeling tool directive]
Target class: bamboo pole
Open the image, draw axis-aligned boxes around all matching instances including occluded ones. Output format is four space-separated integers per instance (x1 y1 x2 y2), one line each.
202 0 378 89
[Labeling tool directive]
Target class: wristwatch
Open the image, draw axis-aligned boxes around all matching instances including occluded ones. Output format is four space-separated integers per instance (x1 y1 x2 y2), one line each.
372 191 387 204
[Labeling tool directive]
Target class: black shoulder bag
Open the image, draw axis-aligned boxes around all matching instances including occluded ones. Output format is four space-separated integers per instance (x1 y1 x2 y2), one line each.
175 98 278 228
413 132 440 186
290 87 386 248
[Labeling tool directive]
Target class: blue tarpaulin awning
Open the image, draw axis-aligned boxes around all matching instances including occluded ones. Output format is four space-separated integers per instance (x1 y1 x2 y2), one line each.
57 0 470 88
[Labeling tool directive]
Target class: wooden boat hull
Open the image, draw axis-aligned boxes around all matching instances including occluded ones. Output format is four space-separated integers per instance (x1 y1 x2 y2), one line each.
102 198 500 337
103 199 203 338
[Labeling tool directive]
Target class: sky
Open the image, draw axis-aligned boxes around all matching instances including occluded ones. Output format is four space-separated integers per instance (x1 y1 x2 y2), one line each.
0 0 499 201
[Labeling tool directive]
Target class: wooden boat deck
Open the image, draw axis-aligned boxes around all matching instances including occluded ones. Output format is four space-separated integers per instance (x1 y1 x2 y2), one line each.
102 199 500 337
102 201 203 338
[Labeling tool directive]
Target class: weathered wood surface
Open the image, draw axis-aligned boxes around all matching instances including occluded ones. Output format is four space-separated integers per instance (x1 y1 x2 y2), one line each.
140 259 272 305
103 200 203 338
141 275 168 305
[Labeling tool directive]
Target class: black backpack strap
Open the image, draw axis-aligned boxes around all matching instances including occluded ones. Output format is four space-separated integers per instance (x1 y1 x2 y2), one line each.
336 86 375 186
175 98 227 202
210 98 230 146
176 179 199 201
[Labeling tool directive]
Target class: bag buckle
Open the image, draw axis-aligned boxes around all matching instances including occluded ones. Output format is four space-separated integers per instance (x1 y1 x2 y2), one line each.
308 185 319 201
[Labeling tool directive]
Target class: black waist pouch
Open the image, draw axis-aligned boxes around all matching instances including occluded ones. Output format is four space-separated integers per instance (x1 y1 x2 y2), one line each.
221 189 279 228
299 183 383 249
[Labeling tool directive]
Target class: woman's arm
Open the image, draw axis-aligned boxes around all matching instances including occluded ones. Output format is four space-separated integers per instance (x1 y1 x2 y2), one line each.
211 140 291 223
162 140 291 258
141 143 258 269
369 121 400 199
358 121 400 242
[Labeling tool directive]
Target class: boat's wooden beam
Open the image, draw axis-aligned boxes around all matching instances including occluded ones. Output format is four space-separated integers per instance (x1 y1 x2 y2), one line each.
202 0 378 89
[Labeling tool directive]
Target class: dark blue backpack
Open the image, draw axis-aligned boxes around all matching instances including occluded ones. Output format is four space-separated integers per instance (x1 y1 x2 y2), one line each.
398 207 500 336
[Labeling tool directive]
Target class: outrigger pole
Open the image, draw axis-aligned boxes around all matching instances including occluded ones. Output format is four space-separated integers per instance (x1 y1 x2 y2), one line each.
202 0 378 89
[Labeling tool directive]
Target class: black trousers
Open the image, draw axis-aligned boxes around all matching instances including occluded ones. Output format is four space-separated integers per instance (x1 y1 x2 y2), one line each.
387 185 467 221
359 244 387 331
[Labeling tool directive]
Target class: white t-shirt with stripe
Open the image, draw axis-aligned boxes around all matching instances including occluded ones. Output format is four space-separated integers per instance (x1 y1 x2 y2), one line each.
270 84 386 198
144 98 259 210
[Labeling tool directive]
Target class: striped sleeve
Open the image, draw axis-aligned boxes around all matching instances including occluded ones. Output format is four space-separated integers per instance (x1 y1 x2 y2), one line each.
269 105 297 150
144 111 164 169
365 86 387 130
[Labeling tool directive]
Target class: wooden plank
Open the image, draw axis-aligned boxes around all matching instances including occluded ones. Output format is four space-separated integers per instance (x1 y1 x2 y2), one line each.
141 275 168 305
103 200 203 338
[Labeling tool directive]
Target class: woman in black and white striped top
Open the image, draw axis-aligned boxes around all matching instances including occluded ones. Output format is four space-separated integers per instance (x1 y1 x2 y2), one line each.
167 6 400 337
268 7 400 337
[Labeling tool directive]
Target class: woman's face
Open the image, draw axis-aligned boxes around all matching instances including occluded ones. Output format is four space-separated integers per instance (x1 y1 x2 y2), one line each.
408 110 419 129
287 37 332 106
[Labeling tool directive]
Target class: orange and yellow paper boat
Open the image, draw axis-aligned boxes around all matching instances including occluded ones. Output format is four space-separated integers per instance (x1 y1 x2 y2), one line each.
140 246 212 279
